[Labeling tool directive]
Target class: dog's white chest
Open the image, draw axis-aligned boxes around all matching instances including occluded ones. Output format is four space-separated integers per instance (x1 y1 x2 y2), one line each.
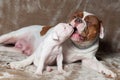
62 39 99 63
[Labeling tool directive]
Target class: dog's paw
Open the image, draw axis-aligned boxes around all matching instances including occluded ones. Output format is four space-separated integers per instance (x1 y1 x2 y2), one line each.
99 68 117 78
8 62 24 70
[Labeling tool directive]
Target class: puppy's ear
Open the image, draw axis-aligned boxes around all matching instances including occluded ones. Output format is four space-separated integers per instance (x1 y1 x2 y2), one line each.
52 32 59 41
99 23 104 39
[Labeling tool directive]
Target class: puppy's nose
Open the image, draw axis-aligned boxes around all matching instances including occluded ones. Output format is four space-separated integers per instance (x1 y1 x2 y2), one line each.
75 18 82 23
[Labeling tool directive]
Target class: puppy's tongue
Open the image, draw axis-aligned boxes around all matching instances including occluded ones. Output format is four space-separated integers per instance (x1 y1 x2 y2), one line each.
71 32 80 42
72 33 80 39
71 32 84 42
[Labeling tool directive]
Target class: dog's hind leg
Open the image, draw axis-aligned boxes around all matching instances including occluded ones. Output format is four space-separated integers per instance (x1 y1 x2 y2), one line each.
0 29 28 44
0 46 22 53
0 31 19 44
0 31 33 55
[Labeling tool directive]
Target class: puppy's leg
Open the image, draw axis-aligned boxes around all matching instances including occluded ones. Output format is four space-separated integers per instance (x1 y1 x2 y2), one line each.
35 55 46 75
35 48 51 75
82 56 116 78
57 54 65 73
56 46 64 73
9 54 34 69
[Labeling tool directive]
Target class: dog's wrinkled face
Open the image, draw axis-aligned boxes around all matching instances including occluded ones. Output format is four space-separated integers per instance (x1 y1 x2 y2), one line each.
69 11 104 44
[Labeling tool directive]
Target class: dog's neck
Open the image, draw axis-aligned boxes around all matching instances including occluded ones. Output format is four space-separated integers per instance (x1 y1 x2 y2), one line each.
71 36 99 49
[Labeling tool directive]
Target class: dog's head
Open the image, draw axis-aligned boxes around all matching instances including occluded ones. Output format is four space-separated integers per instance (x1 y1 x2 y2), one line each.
69 11 104 44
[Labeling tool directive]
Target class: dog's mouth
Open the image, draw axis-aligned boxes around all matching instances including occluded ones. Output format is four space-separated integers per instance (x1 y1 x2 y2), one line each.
70 18 86 42
71 23 85 42
71 28 85 42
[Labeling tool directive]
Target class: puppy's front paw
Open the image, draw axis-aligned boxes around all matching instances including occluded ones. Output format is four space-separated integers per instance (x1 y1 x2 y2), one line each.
99 68 117 78
35 71 43 76
9 62 24 70
58 69 66 74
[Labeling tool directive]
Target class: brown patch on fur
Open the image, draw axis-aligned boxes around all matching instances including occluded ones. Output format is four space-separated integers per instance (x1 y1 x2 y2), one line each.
82 15 101 41
69 11 83 21
40 26 52 36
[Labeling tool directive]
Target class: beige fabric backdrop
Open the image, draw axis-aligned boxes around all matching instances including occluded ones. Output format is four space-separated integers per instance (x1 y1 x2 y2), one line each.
0 0 119 52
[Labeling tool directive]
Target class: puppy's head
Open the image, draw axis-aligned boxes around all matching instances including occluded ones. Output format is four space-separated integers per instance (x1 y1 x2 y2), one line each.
53 23 74 42
69 11 104 44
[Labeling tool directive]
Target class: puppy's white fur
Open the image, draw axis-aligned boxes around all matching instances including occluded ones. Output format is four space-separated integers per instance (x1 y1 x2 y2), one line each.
10 23 73 75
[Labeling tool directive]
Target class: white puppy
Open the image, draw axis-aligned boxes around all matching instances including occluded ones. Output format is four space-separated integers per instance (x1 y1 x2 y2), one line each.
9 23 74 75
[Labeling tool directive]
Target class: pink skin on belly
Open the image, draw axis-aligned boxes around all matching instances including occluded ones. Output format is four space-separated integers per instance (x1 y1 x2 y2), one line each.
15 39 32 56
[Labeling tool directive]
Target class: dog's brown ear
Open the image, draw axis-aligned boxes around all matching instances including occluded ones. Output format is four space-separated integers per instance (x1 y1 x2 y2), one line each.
99 22 104 39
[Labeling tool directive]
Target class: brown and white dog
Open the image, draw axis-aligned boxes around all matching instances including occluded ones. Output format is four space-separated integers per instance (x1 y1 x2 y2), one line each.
0 11 116 77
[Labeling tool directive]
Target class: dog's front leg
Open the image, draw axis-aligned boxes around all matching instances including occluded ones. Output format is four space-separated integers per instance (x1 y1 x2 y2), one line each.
82 56 116 78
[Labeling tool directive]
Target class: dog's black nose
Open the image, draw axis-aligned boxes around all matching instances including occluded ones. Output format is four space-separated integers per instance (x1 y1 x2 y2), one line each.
75 18 82 23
